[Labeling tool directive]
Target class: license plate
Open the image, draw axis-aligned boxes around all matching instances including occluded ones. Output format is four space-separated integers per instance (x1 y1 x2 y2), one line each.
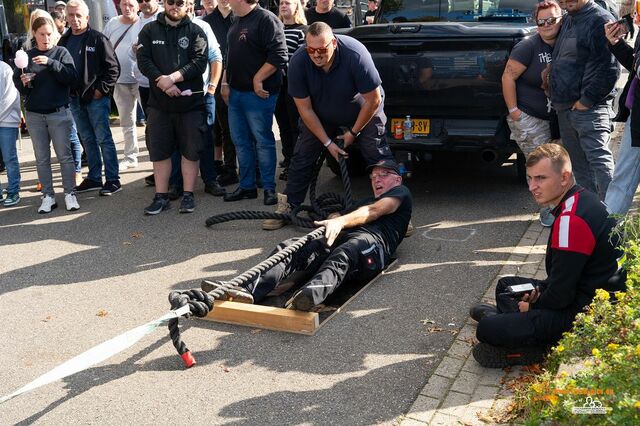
391 118 430 135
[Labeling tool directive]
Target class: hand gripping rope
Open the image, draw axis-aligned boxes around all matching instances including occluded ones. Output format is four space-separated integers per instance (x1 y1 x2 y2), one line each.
168 148 354 367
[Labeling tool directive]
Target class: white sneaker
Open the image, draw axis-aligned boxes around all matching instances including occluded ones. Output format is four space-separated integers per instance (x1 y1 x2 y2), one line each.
64 193 80 211
38 195 57 214
119 159 138 171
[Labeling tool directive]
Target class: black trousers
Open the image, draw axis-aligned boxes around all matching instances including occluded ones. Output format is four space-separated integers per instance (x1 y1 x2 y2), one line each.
476 276 577 348
244 230 385 305
283 115 393 206
214 91 237 170
274 77 299 164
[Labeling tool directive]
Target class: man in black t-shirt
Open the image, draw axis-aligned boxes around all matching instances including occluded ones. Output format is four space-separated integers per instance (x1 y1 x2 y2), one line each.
305 0 351 28
202 159 412 311
263 22 394 230
220 0 288 206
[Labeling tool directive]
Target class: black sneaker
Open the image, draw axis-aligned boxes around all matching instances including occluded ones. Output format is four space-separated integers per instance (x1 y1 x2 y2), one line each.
179 193 195 213
75 178 102 193
99 180 122 196
472 343 546 368
200 280 254 303
469 303 498 322
144 194 170 215
144 174 155 186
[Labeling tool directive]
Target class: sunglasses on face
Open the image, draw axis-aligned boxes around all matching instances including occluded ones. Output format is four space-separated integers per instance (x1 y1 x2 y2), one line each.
137 0 151 3
536 16 561 26
306 40 332 55
369 171 398 180
166 0 185 6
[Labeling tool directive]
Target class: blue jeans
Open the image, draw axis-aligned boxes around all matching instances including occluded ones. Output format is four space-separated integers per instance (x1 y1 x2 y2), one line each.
557 105 614 200
0 127 20 194
70 96 119 182
228 89 278 191
70 120 82 173
605 117 640 215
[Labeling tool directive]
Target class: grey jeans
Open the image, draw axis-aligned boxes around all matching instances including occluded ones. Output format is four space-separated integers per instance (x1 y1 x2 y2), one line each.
26 108 76 196
556 105 614 200
113 83 139 162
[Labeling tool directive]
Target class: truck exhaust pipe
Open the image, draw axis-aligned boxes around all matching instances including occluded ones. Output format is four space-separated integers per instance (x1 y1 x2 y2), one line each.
481 149 498 163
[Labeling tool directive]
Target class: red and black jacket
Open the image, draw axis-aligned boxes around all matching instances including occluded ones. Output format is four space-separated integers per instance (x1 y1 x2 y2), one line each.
533 186 621 313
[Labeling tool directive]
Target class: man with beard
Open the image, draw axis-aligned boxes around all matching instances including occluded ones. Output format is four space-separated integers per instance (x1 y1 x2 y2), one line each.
136 0 209 214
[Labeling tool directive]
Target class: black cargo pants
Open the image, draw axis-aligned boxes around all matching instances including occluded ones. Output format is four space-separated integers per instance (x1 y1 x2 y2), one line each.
283 115 393 206
476 276 577 348
244 230 386 305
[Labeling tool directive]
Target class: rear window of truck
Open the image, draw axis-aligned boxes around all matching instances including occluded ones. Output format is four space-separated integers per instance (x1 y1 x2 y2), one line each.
378 0 535 23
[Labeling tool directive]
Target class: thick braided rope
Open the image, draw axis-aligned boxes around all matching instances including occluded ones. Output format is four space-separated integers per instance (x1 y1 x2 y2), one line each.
205 147 352 227
167 289 214 360
170 150 352 366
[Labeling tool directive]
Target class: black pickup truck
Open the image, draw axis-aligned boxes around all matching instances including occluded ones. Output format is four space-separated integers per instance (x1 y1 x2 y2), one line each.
340 0 538 175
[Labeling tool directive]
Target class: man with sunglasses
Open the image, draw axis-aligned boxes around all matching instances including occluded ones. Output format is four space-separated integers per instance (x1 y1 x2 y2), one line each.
203 159 412 311
548 0 619 201
136 0 209 214
263 21 394 231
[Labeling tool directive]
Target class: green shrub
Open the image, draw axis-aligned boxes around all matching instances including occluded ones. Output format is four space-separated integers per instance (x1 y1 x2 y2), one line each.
516 216 640 425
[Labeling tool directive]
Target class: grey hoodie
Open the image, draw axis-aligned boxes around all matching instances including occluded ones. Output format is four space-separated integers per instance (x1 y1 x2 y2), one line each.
0 62 21 128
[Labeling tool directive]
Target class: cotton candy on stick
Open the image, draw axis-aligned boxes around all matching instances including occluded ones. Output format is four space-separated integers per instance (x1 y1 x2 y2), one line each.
15 49 29 70
180 89 204 96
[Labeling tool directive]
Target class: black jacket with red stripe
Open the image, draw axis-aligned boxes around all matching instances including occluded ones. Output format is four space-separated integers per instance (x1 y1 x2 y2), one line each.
532 185 621 313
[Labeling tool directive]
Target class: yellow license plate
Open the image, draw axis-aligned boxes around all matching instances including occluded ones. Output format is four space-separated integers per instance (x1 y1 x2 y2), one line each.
391 118 430 135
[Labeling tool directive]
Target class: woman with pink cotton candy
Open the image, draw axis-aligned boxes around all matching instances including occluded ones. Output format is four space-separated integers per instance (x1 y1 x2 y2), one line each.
12 15 80 214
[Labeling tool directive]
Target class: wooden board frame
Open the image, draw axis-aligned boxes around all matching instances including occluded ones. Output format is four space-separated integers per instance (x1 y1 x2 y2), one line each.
200 259 398 335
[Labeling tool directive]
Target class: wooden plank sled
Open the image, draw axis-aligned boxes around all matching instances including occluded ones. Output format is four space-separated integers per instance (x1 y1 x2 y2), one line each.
201 259 398 335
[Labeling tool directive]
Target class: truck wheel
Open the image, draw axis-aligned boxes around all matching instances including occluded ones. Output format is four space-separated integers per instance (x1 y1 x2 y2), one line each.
325 146 366 177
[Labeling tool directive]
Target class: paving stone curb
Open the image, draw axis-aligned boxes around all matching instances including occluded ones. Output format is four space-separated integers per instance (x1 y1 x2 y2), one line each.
399 215 550 425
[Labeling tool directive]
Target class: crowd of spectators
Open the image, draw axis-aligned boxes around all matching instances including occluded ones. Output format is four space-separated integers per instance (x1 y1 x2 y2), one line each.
1 0 640 220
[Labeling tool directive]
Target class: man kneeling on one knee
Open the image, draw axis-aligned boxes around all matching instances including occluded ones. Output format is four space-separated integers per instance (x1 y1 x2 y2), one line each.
202 159 412 311
470 143 623 368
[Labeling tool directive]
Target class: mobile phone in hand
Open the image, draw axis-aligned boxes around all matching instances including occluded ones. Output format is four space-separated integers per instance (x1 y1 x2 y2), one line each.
503 283 536 298
616 17 630 37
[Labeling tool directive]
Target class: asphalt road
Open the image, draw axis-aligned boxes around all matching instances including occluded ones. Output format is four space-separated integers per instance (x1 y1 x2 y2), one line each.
0 134 536 425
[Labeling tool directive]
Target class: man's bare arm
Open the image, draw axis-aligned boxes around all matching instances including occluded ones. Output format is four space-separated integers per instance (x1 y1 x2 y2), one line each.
315 196 401 246
294 96 347 160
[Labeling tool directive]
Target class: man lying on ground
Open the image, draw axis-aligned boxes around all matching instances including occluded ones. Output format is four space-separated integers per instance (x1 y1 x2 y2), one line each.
470 143 623 368
202 159 412 311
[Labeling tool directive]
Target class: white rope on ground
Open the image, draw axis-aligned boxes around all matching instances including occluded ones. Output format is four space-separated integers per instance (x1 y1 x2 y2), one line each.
0 305 191 405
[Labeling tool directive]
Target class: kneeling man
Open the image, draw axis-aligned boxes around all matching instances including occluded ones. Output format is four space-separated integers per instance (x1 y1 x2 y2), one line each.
471 144 622 368
203 159 412 311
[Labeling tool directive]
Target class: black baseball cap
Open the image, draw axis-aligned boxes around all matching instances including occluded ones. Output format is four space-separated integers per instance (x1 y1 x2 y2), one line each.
367 159 400 175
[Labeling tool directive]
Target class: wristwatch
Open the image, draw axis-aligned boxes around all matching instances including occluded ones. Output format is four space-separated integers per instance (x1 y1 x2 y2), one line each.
348 127 361 138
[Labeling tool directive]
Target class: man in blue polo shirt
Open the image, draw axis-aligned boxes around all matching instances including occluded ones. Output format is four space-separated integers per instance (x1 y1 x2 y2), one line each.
263 21 394 230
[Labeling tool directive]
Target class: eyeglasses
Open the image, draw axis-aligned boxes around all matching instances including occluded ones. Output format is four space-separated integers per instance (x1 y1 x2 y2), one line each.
369 171 398 180
137 0 151 3
536 16 561 27
306 40 333 55
166 0 186 6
